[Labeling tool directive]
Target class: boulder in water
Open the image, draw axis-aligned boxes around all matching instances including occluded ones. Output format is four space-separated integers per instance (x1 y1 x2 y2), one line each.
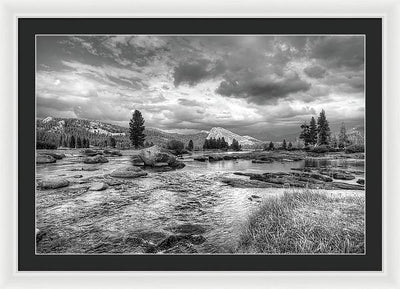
82 149 103 156
357 179 365 185
36 154 56 164
194 156 208 162
83 155 109 164
332 172 355 180
110 166 148 178
208 155 224 162
138 145 184 169
43 152 65 160
38 179 69 189
89 182 108 191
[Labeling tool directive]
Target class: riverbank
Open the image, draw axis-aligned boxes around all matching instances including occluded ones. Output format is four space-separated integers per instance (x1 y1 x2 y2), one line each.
235 189 365 254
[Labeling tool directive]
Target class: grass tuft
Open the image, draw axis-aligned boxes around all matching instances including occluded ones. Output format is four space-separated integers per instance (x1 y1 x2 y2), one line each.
235 190 365 254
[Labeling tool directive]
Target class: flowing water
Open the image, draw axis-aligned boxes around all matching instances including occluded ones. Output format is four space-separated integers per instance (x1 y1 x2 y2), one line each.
36 149 365 254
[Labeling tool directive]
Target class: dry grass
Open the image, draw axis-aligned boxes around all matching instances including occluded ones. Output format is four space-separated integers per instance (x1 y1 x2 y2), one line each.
235 190 365 254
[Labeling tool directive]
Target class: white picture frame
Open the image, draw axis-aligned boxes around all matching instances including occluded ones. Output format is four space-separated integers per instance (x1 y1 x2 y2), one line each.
1 0 399 287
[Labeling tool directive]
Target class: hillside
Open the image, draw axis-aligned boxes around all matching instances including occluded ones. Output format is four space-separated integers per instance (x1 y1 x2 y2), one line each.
36 117 208 149
36 117 276 149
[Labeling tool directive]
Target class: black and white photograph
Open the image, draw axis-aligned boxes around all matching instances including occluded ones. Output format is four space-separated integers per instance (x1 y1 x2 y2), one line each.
35 34 365 255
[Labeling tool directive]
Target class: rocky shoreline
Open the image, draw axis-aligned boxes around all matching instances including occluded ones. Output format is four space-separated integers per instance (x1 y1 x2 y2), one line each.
222 169 364 190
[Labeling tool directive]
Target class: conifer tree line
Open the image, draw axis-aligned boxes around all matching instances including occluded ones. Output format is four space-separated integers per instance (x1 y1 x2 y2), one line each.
299 109 331 146
264 140 293 151
203 137 229 150
298 109 358 149
203 137 241 151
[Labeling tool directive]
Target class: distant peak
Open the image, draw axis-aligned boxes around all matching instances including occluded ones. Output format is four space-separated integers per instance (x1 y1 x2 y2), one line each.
42 116 53 123
206 126 262 146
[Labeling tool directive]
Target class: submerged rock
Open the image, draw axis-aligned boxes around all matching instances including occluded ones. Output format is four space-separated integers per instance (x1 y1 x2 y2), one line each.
81 149 103 156
156 234 206 251
228 171 365 190
318 169 356 180
330 182 364 190
71 166 99 171
331 172 355 180
357 179 365 185
221 177 281 188
103 149 122 156
36 154 56 164
38 179 69 189
223 155 238 160
110 167 148 178
162 241 198 254
89 182 108 191
83 155 109 164
43 152 65 160
166 224 206 235
105 179 124 186
208 155 224 162
194 156 208 162
36 228 45 242
154 162 169 167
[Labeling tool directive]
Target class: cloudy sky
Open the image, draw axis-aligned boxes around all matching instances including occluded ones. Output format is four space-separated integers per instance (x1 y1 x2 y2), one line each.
36 35 364 138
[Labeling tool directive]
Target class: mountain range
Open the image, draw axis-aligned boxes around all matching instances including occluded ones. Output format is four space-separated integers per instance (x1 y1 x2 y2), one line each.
36 116 364 148
37 117 262 148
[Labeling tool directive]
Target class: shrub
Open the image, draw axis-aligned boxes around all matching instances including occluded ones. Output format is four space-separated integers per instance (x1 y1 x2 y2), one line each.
167 139 185 155
345 144 365 153
311 145 331 153
36 141 57 149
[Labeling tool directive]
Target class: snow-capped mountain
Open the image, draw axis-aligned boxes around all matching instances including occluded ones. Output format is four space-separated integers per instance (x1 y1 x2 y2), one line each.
38 117 127 136
206 127 262 146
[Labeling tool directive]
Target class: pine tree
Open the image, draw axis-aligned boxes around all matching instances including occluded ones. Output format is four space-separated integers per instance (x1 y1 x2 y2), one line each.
82 138 87 148
129 110 146 149
110 137 116 148
288 142 293 150
331 135 338 148
338 122 349 149
299 122 310 146
317 109 331 145
188 139 194 151
282 139 287 150
231 138 241 151
221 137 228 149
86 138 90 148
69 135 76 148
203 139 209 150
76 136 82 148
309 117 317 145
268 141 274 150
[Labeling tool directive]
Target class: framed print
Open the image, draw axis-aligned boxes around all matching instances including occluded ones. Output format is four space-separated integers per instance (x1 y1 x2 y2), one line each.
16 17 383 272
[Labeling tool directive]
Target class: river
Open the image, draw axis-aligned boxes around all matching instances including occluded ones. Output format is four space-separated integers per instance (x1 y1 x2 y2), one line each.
36 149 365 254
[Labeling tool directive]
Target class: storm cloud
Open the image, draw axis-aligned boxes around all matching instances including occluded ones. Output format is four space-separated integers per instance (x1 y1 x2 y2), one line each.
304 65 327 79
36 35 365 137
